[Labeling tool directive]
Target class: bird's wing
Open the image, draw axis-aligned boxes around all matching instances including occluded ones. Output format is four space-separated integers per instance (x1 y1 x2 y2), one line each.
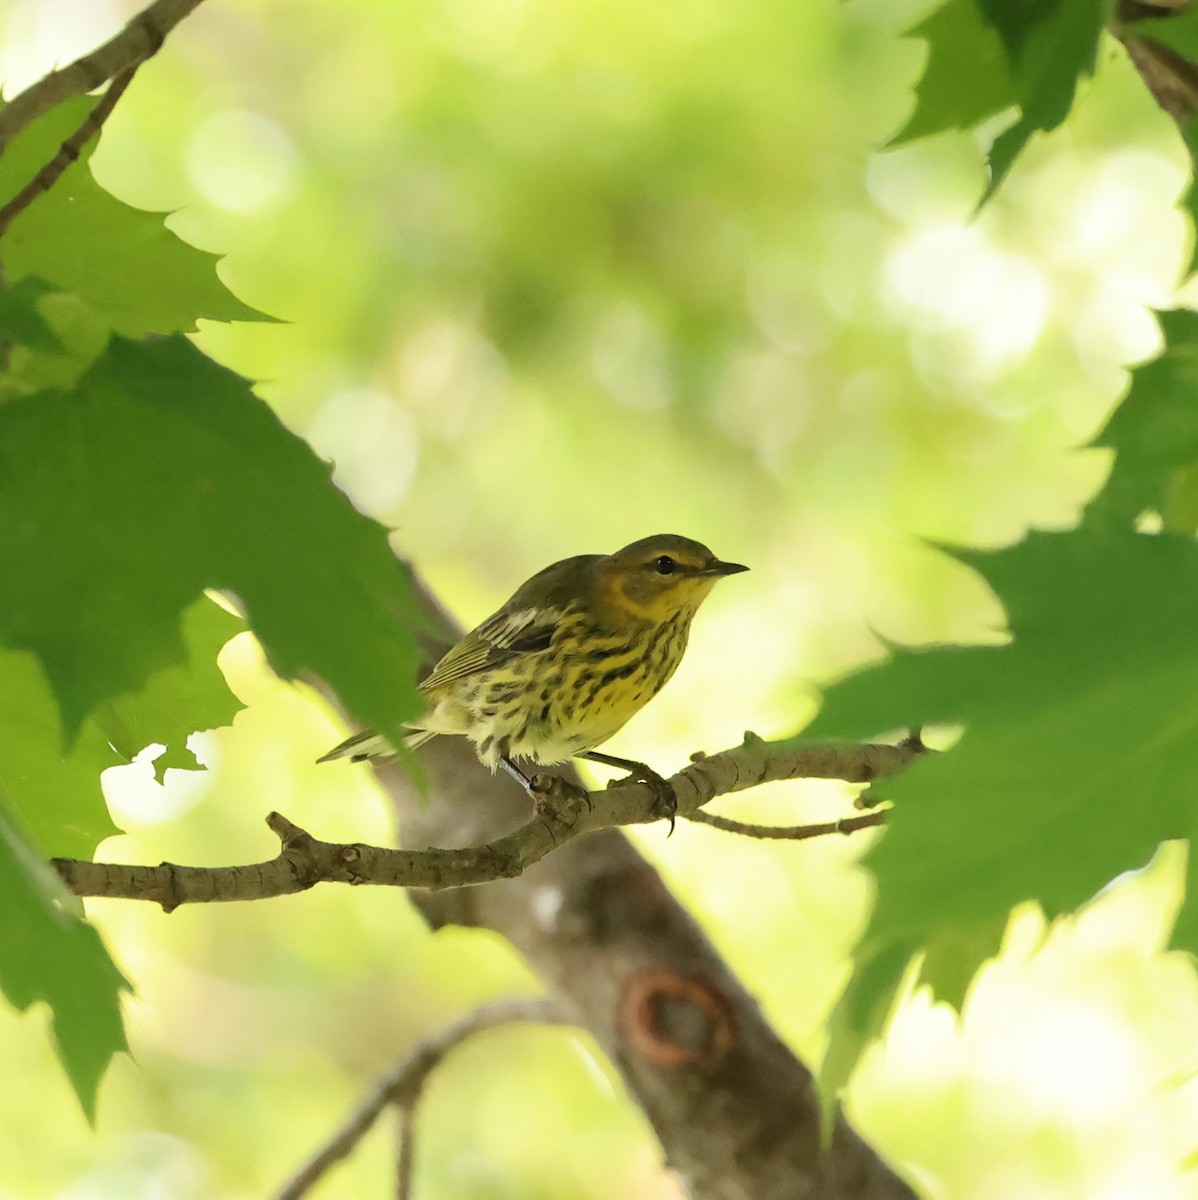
419 604 563 693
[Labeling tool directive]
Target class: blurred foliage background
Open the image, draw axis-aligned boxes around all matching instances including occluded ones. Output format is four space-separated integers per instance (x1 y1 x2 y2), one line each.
4 0 1198 1196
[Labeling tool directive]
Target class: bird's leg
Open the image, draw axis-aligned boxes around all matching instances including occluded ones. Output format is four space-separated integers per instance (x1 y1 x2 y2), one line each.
579 750 677 835
501 756 592 834
499 755 534 790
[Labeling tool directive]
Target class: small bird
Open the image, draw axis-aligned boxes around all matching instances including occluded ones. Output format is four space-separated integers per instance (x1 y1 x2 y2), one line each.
319 534 747 809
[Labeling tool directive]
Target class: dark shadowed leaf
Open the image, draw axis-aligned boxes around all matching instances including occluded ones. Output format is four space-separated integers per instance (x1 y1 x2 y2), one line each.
1092 309 1198 528
0 276 65 353
0 335 424 751
890 0 1015 146
979 0 1108 194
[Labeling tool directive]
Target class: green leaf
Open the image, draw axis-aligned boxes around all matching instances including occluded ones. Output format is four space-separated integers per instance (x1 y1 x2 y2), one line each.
916 911 1009 1011
890 0 1016 146
1182 125 1198 281
0 276 65 353
0 335 424 751
806 528 1198 1096
0 290 112 401
1171 847 1198 956
0 800 127 1120
819 940 915 1128
92 597 244 782
0 597 240 861
0 649 122 860
889 0 1108 191
979 0 1110 194
1091 309 1198 528
0 98 267 336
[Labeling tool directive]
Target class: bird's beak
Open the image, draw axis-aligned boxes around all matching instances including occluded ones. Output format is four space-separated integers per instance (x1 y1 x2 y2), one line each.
704 559 749 577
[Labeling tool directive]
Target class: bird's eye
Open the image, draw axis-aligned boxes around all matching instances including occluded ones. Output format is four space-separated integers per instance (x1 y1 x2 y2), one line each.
653 555 676 575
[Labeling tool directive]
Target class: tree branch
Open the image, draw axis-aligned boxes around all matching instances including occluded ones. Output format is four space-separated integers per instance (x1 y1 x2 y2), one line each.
0 66 139 242
1116 28 1198 126
276 997 572 1200
52 739 917 908
0 0 205 154
686 807 887 840
1113 2 1198 128
397 741 920 1199
367 569 920 1198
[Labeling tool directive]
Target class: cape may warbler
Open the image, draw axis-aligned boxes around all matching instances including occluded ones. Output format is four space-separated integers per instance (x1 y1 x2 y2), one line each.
319 534 747 803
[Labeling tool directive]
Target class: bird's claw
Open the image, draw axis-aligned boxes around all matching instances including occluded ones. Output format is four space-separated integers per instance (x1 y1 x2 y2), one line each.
620 764 676 835
530 772 592 822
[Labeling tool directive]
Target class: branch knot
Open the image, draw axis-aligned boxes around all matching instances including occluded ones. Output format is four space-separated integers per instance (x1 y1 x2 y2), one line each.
619 969 737 1070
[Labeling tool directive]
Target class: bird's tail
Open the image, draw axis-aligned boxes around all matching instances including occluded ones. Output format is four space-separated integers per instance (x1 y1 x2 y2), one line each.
316 728 437 764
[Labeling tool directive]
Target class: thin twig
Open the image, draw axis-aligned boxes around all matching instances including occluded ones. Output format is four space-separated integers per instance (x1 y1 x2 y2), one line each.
686 808 887 840
395 1104 415 1200
1111 1 1198 127
52 739 919 907
0 66 138 243
1115 28 1198 126
276 997 572 1200
0 0 205 154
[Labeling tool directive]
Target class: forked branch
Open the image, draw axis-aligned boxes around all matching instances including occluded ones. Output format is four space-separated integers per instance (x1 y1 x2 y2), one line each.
53 737 915 908
0 66 139 241
0 0 205 153
276 997 573 1200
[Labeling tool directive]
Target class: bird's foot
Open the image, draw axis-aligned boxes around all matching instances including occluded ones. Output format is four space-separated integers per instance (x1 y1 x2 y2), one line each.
529 771 592 811
625 764 678 836
527 772 592 841
582 753 676 835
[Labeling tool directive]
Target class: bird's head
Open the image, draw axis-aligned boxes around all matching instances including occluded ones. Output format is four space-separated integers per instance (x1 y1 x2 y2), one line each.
598 534 748 622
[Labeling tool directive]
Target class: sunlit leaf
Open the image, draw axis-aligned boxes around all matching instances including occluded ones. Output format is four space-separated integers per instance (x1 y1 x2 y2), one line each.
819 940 915 1129
804 528 1198 1099
0 801 127 1120
0 99 267 336
916 912 1008 1012
0 597 242 858
92 597 244 782
0 650 122 860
